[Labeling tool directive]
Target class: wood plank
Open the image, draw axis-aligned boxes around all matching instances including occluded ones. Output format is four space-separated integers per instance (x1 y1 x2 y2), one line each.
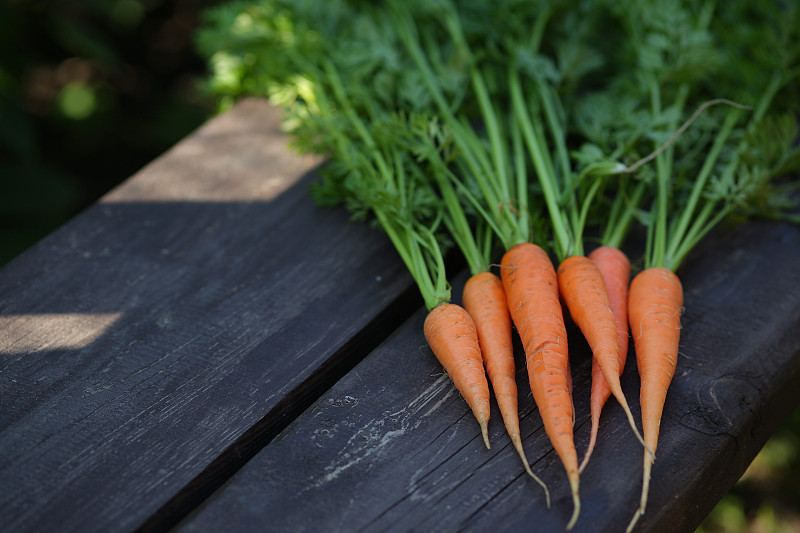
176 220 800 533
0 99 420 532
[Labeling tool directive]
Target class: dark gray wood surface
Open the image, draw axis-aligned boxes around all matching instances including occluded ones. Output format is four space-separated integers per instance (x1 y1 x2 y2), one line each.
0 99 419 532
174 219 800 533
1 98 799 533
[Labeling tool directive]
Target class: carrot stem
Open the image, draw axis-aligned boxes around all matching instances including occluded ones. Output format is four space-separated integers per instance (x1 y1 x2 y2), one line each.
510 65 573 256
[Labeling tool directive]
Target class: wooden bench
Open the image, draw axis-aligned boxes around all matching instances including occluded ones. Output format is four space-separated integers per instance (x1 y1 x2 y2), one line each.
1 98 799 533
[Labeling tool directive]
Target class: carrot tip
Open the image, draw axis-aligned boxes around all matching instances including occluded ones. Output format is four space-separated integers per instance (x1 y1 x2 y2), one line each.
578 428 598 474
628 455 653 533
625 509 642 533
480 421 490 450
617 394 654 458
511 434 551 508
578 448 592 475
565 482 581 531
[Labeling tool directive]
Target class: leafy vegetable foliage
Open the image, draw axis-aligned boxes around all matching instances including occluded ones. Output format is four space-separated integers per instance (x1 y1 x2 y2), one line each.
197 0 800 289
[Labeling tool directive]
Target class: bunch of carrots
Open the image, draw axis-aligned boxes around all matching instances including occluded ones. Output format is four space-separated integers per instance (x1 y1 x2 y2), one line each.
198 0 800 530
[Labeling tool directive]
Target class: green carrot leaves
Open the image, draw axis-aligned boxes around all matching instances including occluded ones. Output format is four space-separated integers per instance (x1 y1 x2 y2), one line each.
198 0 799 296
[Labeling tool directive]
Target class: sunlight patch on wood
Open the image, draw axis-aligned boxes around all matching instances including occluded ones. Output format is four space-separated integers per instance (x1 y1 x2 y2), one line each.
100 98 323 203
0 313 122 354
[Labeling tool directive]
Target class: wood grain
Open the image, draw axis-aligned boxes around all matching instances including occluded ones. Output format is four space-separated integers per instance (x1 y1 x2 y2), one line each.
176 221 800 533
0 99 419 532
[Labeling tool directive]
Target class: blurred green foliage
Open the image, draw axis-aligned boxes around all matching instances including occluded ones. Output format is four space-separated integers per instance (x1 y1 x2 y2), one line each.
0 0 217 265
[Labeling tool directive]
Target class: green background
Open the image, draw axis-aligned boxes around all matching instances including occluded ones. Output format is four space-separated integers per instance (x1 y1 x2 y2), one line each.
0 2 797 531
0 0 214 265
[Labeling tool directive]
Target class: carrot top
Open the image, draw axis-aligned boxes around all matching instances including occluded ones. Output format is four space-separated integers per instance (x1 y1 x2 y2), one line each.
390 0 634 258
197 0 471 310
595 0 800 271
390 1 539 253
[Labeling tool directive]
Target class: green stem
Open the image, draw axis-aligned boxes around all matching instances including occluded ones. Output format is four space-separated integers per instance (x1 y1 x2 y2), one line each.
668 200 726 271
663 108 741 265
415 145 488 274
538 82 571 192
452 164 511 250
472 68 511 205
510 63 572 257
323 60 393 181
602 180 647 250
392 5 494 186
471 67 528 245
574 178 606 256
648 76 669 269
374 208 441 310
528 3 552 53
751 71 784 124
511 108 531 244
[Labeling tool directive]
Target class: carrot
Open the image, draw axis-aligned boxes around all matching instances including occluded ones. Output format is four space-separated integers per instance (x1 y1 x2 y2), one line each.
423 302 492 450
394 5 557 496
558 256 648 453
501 243 580 530
462 271 551 504
619 51 777 529
625 267 682 531
579 245 632 472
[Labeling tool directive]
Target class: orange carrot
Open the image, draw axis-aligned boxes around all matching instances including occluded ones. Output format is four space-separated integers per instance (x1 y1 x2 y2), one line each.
557 255 648 456
462 271 550 504
501 243 580 530
625 267 683 532
579 246 632 472
424 302 492 449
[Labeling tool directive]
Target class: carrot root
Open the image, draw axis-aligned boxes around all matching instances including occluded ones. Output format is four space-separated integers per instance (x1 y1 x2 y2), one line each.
625 267 683 532
511 431 551 508
566 486 581 531
626 508 643 533
462 271 550 504
501 243 579 528
557 255 651 458
579 246 631 473
424 303 491 449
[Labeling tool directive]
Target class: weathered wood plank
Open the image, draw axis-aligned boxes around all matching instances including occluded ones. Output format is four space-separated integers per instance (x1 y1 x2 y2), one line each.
176 220 800 533
0 99 419 532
